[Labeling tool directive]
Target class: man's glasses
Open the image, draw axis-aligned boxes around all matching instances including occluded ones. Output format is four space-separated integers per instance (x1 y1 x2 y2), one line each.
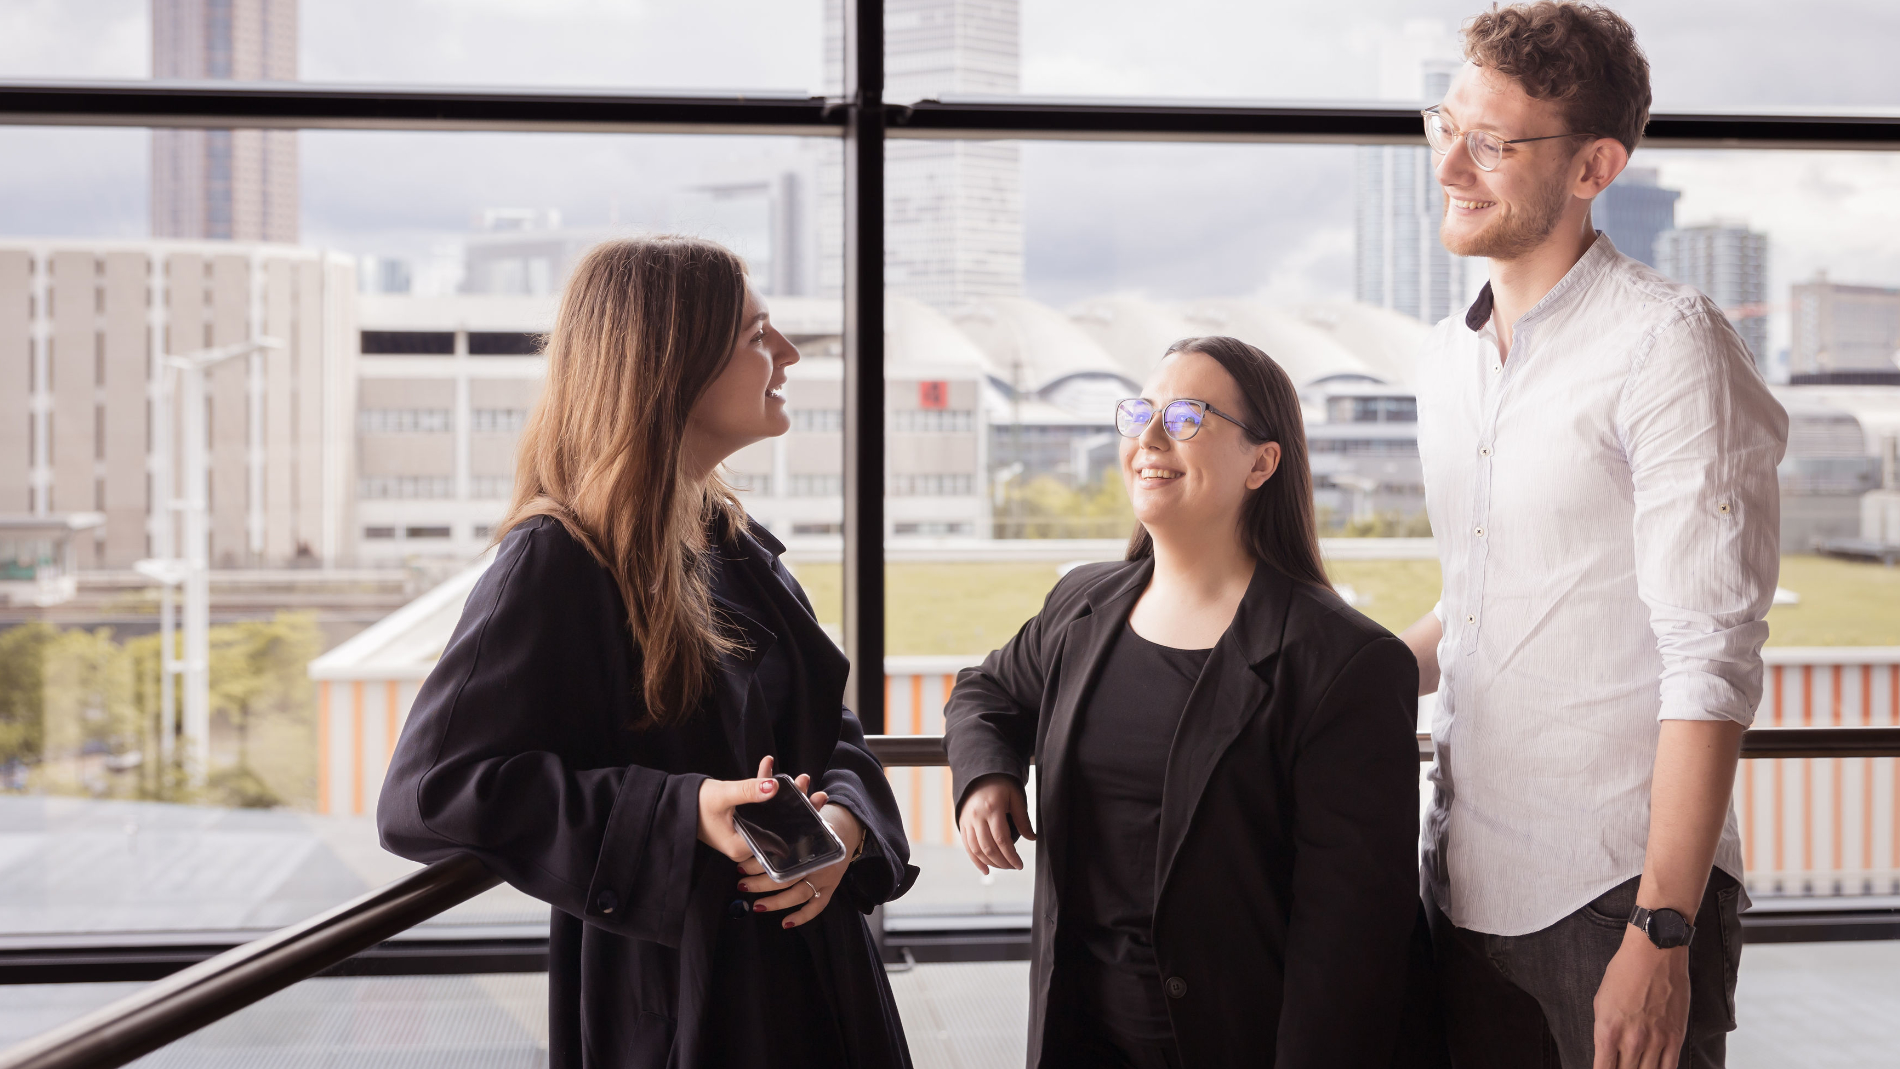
1422 105 1596 172
1115 398 1268 442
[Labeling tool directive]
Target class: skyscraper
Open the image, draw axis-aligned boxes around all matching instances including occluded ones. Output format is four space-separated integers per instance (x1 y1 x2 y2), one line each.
820 0 1023 312
1656 224 1769 373
1592 166 1680 268
151 0 299 243
1356 63 1463 325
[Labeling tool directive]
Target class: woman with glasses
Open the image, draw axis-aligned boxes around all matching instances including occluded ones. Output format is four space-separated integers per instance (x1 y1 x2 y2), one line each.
379 237 917 1068
946 336 1441 1068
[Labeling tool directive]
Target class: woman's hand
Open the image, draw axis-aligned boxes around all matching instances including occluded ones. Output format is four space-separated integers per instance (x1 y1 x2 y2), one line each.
696 756 783 860
959 772 1035 874
736 771 866 929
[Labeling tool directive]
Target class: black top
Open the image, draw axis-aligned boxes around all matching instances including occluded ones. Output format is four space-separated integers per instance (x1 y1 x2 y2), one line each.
378 515 918 1069
1066 623 1211 972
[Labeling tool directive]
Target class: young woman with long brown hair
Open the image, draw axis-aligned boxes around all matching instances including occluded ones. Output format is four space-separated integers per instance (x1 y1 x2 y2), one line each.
946 337 1441 1068
379 236 916 1068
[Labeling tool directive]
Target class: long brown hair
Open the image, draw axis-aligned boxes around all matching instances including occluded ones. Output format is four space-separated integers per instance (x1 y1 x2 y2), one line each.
1126 336 1331 591
498 236 749 727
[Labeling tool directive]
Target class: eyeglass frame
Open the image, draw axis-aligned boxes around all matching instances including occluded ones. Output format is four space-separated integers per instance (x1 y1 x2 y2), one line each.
1115 397 1271 442
1421 105 1599 172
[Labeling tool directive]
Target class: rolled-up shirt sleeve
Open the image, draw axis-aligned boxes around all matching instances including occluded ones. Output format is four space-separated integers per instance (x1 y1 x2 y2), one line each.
1619 307 1788 726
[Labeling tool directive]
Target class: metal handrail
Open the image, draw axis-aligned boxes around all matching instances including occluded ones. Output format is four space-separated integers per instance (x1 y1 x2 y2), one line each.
4 726 1897 1069
0 855 498 1069
878 727 1900 766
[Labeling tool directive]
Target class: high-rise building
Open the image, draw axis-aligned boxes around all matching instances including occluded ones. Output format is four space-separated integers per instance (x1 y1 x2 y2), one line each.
1655 224 1769 373
151 0 299 243
1357 64 1464 324
0 240 356 569
1593 166 1680 268
1790 275 1900 384
820 0 1023 312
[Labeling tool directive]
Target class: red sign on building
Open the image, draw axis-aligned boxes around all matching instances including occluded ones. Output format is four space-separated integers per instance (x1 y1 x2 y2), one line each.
918 381 950 409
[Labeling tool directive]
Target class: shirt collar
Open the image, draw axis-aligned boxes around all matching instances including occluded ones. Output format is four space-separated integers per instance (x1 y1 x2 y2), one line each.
1461 230 1621 336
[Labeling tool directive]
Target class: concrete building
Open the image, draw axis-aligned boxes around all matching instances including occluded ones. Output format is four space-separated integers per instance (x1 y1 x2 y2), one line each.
0 240 355 570
821 0 1024 312
1357 65 1465 326
1790 275 1900 384
1656 223 1770 374
1775 392 1884 550
1593 166 1680 268
151 0 298 243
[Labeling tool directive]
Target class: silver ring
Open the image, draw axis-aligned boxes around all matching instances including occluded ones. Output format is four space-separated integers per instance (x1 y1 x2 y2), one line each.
803 879 821 902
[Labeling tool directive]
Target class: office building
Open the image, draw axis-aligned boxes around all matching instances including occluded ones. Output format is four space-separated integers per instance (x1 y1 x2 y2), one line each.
1656 224 1769 373
820 0 1024 312
1593 166 1680 267
1356 64 1465 325
1790 275 1900 384
0 240 356 569
151 0 299 243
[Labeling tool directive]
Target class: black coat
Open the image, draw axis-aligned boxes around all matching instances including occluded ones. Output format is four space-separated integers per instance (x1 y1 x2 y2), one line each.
945 558 1438 1069
378 515 918 1069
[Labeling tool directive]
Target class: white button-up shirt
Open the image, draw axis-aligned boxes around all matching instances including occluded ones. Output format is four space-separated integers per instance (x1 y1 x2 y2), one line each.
1417 234 1788 936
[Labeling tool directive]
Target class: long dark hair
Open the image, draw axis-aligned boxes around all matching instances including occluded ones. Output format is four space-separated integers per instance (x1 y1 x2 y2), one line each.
498 236 750 727
1125 335 1331 590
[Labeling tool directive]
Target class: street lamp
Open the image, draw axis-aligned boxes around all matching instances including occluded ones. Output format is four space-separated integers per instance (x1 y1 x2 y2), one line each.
135 337 283 790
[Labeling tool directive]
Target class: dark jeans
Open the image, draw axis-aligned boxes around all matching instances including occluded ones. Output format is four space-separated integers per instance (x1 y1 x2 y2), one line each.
1425 871 1743 1069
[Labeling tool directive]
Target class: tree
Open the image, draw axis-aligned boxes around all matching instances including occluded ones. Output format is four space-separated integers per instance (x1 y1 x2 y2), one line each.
0 623 56 775
207 612 321 808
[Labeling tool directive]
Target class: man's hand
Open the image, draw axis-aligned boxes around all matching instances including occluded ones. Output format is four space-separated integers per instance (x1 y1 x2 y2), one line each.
1592 924 1690 1069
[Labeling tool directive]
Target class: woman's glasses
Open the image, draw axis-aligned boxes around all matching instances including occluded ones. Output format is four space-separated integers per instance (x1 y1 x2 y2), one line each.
1421 105 1595 172
1115 398 1267 442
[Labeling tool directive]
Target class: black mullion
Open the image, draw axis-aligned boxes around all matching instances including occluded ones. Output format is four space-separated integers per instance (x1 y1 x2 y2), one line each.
841 0 886 735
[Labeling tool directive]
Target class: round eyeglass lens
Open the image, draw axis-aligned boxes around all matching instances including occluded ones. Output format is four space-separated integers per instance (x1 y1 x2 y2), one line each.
1161 401 1204 440
1115 399 1153 437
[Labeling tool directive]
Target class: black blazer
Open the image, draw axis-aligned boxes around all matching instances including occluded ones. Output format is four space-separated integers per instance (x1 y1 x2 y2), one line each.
378 515 918 1068
945 557 1435 1069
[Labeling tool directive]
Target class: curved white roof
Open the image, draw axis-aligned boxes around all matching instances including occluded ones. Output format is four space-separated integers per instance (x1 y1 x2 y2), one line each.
1176 299 1383 387
885 295 997 378
1065 294 1200 385
1291 301 1432 389
953 297 1132 394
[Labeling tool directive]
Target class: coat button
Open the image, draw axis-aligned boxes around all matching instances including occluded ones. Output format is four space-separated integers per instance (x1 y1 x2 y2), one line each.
1165 976 1188 999
728 898 750 919
596 890 618 914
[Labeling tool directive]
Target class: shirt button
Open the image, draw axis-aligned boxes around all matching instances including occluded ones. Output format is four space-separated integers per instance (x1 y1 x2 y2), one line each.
596 890 618 915
1474 526 1485 537
1165 976 1188 999
1480 447 1491 457
1466 614 1477 625
1492 363 1502 372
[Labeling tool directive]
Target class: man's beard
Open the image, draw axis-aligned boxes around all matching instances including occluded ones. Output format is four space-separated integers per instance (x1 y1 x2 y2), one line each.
1439 178 1571 260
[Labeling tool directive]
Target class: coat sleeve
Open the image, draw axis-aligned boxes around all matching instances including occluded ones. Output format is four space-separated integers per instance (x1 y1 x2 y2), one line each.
1276 635 1424 1068
766 552 919 910
818 709 921 911
943 568 1088 820
376 523 704 948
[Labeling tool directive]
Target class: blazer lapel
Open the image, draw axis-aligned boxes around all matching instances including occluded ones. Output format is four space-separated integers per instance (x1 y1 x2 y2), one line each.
1154 562 1292 895
1037 558 1151 876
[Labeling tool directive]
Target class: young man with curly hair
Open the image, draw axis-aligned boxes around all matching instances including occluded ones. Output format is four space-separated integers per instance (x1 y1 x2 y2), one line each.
1400 4 1787 1067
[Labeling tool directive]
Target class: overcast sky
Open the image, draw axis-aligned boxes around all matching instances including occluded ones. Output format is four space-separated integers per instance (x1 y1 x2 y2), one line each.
3 0 1899 350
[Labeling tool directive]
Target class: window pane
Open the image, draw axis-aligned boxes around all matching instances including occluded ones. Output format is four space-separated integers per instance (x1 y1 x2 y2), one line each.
0 124 839 936
0 0 825 94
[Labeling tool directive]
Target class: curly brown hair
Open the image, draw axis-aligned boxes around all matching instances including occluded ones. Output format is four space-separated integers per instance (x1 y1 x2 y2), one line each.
1462 2 1651 153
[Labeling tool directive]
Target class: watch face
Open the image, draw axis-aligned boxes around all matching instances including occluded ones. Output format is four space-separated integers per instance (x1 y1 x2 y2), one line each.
1650 909 1689 947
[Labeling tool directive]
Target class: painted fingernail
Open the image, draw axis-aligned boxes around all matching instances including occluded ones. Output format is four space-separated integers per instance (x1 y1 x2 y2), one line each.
760 780 774 793
754 903 767 913
738 880 748 890
782 920 794 929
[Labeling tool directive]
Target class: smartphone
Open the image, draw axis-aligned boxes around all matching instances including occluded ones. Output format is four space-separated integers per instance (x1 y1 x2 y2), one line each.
732 773 847 884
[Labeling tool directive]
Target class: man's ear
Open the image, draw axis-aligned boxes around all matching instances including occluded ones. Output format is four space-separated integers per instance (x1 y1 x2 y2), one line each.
1576 137 1629 199
1246 441 1282 490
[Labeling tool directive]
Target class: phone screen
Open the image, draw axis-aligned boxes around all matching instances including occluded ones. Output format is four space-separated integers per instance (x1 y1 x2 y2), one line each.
732 774 845 881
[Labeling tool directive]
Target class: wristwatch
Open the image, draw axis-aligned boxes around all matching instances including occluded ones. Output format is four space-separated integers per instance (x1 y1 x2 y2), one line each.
1628 905 1695 949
